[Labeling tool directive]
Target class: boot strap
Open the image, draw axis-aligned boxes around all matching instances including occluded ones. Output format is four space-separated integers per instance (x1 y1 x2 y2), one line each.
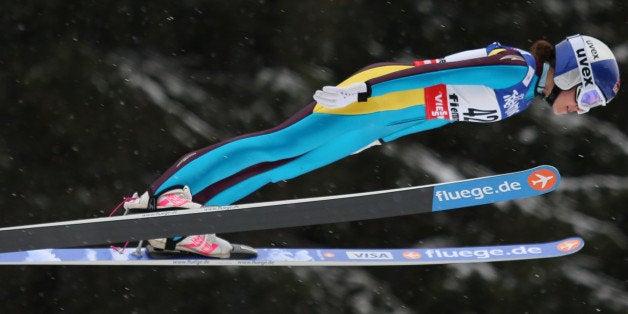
165 237 183 251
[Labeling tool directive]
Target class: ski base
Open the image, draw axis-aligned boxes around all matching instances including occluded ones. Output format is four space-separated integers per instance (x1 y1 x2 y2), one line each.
0 237 583 266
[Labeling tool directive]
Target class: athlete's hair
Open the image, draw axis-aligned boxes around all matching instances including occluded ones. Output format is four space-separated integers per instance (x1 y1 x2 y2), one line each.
529 40 555 68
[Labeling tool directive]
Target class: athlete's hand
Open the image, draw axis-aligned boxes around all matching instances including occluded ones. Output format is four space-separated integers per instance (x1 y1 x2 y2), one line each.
313 82 369 108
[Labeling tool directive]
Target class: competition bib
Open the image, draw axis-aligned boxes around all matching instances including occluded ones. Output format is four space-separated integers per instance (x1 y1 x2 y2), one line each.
425 84 530 123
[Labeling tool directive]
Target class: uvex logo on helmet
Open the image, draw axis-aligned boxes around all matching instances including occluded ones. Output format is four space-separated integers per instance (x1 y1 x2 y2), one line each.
576 48 594 87
585 39 600 60
553 34 621 110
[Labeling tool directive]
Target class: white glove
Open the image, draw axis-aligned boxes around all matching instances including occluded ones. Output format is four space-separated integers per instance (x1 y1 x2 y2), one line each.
313 82 369 109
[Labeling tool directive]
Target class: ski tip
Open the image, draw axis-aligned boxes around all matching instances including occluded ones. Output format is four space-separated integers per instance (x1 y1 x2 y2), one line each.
529 165 561 192
554 237 585 255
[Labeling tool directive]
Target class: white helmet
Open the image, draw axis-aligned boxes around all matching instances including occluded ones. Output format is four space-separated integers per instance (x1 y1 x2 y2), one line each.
554 34 620 112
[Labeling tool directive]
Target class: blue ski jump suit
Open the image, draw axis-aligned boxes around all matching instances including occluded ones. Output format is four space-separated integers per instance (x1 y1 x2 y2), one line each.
149 42 542 206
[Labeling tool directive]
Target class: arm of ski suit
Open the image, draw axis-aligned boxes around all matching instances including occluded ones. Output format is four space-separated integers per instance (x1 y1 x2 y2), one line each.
313 48 531 110
365 49 531 100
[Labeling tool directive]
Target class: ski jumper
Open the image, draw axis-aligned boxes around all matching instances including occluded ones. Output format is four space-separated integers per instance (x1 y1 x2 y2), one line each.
149 42 541 206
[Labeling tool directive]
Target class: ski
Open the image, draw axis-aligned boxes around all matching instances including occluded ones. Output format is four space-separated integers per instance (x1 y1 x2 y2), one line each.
0 237 583 266
0 165 560 253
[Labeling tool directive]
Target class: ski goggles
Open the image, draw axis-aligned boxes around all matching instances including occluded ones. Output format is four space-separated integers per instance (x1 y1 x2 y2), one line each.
575 83 606 113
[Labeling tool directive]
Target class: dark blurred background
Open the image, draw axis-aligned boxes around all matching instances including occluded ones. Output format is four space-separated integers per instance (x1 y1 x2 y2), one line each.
0 1 626 313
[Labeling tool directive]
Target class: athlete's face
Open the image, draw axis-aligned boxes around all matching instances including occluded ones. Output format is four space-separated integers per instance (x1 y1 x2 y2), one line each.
552 87 585 115
543 68 585 115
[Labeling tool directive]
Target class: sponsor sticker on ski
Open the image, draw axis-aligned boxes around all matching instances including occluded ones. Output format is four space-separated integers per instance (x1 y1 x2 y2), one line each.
346 251 394 260
432 165 560 211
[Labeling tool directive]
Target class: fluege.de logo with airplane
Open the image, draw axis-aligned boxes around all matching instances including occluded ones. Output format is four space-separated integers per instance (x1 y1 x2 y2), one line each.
432 165 561 211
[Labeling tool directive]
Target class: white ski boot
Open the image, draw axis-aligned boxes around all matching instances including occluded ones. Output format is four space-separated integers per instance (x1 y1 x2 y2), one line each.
148 234 234 258
123 186 256 259
123 186 201 211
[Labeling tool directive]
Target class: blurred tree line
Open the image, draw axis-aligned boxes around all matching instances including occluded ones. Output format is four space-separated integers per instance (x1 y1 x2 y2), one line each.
0 1 626 313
